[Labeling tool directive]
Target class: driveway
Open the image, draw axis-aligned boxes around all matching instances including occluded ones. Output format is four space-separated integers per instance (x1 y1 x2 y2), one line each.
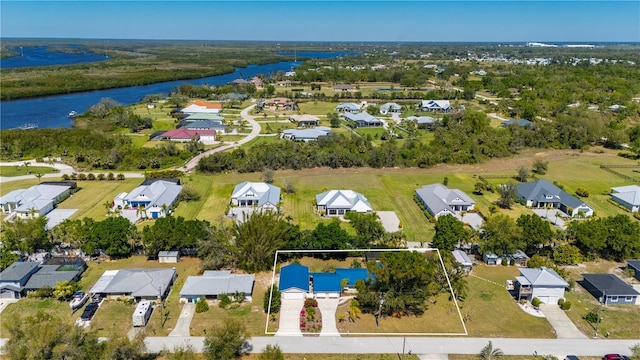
461 213 483 229
376 211 400 233
316 298 339 337
169 302 195 337
532 209 566 228
276 298 304 336
539 304 587 339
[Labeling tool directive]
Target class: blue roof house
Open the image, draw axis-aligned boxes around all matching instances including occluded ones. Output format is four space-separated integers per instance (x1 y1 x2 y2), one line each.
279 264 310 300
279 264 370 299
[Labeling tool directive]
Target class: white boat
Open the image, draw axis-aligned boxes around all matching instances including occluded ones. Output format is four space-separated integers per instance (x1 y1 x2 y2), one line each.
68 111 78 118
70 291 89 310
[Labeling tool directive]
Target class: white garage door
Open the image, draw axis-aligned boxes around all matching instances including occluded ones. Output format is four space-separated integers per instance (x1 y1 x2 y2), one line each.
283 292 305 300
538 296 559 304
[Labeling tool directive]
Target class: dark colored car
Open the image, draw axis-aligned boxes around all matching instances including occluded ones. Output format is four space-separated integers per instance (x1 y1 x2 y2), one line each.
565 356 580 360
80 302 99 321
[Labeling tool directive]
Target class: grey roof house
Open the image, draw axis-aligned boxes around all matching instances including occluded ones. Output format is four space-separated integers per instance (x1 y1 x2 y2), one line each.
514 267 569 304
23 265 81 292
502 119 533 127
335 103 361 113
415 183 475 220
628 260 640 281
517 180 594 217
580 274 639 305
0 262 40 299
610 185 640 213
289 114 320 127
343 112 384 127
406 116 438 129
281 127 330 142
182 120 227 133
316 190 372 216
180 270 255 302
231 181 280 210
0 184 72 218
90 268 177 301
113 180 183 222
380 102 401 115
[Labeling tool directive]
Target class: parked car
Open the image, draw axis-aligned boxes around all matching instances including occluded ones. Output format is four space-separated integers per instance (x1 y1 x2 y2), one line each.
565 356 580 360
69 291 89 310
603 354 630 360
91 293 102 303
80 302 99 321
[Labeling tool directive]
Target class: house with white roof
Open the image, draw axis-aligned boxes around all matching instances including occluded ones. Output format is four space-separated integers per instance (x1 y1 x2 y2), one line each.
335 103 361 113
417 100 452 113
405 116 438 129
610 185 640 213
415 184 475 221
180 270 255 303
113 179 183 221
514 267 569 304
0 183 72 219
180 100 222 114
230 182 281 210
343 112 384 127
289 114 320 127
380 102 402 115
316 190 372 216
281 127 330 142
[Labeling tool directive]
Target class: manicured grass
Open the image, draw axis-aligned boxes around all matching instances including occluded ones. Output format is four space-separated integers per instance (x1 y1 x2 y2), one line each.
124 134 149 148
56 178 142 221
1 298 82 333
0 165 59 177
355 127 387 139
296 101 341 115
261 122 296 134
91 300 137 338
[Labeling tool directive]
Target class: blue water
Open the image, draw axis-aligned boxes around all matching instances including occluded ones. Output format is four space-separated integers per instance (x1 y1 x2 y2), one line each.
276 51 358 59
1 46 109 69
1 61 301 130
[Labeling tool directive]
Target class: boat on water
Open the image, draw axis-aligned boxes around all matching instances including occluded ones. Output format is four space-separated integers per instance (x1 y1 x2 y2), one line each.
14 123 38 130
70 291 89 310
68 111 78 118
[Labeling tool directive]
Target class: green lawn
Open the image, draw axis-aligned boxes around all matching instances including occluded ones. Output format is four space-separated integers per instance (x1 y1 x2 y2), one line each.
0 165 59 177
56 178 143 221
355 127 387 139
296 101 341 115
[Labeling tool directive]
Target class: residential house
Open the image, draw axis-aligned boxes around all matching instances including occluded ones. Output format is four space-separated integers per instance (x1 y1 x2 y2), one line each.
343 112 384 127
452 250 473 272
334 84 355 92
0 183 73 218
89 268 177 302
289 114 320 127
281 127 330 142
417 100 452 113
158 251 180 264
160 128 216 143
279 263 310 299
264 97 296 111
0 262 40 299
335 103 361 113
250 76 263 89
610 185 640 213
511 250 530 266
380 102 402 115
230 79 249 85
502 119 533 127
514 267 569 304
316 190 373 216
279 264 370 299
483 253 500 265
113 179 183 221
181 120 227 134
23 264 82 292
180 100 222 114
406 116 438 130
414 183 475 220
180 270 255 303
483 251 528 266
277 80 291 87
230 181 281 210
517 180 594 217
627 260 640 281
182 113 225 123
580 274 640 305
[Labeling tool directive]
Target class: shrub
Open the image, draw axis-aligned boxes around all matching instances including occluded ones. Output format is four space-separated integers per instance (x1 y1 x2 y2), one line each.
531 297 541 307
583 311 600 324
560 301 572 310
501 258 509 266
575 187 589 197
304 298 318 308
31 287 54 298
263 285 281 314
61 174 70 180
87 173 96 180
558 298 565 306
78 173 87 180
219 294 232 308
196 298 209 313
97 173 106 180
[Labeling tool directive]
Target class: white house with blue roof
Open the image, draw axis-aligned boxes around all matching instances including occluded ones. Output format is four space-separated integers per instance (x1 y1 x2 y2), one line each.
517 180 593 217
279 264 370 299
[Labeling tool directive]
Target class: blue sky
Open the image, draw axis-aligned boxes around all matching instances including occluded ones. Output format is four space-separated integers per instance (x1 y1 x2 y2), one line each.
1 1 639 42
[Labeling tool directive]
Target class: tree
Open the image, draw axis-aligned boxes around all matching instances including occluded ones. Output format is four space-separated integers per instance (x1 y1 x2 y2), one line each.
34 172 43 183
575 187 589 197
80 216 136 258
0 216 49 253
344 212 386 247
480 215 522 256
349 299 362 321
232 211 289 272
474 181 486 195
283 178 295 194
516 166 529 182
259 345 284 360
53 280 77 300
433 215 467 251
532 159 548 175
203 320 248 360
263 285 282 313
261 168 274 184
328 112 342 128
516 214 553 254
478 341 503 360
496 181 517 209
630 343 640 360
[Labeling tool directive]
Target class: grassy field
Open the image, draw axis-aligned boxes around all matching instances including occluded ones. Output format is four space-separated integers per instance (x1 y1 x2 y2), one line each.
58 178 143 221
297 101 342 115
0 165 59 177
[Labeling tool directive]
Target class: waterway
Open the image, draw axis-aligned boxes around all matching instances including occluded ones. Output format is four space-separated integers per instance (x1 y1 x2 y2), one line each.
1 61 300 130
1 46 109 69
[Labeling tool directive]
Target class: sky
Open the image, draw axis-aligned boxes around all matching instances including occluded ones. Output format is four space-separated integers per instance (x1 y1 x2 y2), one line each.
1 1 639 43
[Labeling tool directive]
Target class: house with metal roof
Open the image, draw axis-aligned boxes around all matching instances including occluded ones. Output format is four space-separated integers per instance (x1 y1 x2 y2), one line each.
180 270 255 303
23 265 81 292
279 264 370 299
231 182 281 210
182 113 225 122
380 102 402 115
514 267 569 304
415 184 475 221
316 190 373 216
517 180 593 217
0 262 40 299
417 100 452 113
335 102 361 113
89 268 177 301
158 251 180 263
289 114 320 127
279 264 310 299
281 127 330 142
610 185 640 213
627 260 640 281
580 274 639 305
181 100 222 114
0 184 72 218
452 250 473 272
343 112 384 127
181 120 227 134
406 116 438 129
113 180 183 222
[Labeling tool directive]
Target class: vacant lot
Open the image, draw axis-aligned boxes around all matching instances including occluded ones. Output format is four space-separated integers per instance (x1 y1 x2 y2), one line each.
0 165 59 177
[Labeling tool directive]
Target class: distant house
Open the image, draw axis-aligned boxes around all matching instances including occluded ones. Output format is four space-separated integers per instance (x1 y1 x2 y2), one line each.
335 103 361 113
316 190 373 216
517 180 594 217
277 80 291 87
90 268 177 302
406 116 437 129
514 267 569 304
180 270 255 303
1 260 84 298
334 84 355 92
452 250 473 272
483 253 500 265
160 128 216 143
158 251 180 263
281 127 330 142
183 113 225 123
627 260 640 281
230 182 281 211
181 120 227 134
0 183 73 219
511 250 529 266
264 97 296 111
181 100 222 115
380 102 402 115
580 274 640 305
0 262 40 299
610 185 640 213
289 114 320 127
279 264 369 299
230 79 249 85
414 184 475 220
417 100 452 113
343 112 383 127
250 76 263 89
113 179 183 221
502 119 533 127
23 264 82 292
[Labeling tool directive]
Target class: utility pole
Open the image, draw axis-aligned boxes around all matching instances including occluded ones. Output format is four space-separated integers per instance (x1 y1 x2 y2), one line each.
401 336 406 360
594 290 605 338
376 292 384 328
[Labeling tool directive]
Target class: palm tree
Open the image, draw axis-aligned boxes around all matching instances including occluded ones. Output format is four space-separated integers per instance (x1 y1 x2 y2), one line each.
34 172 43 183
478 341 503 360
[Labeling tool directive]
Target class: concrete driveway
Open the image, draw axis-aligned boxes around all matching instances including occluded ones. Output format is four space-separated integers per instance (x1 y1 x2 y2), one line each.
532 209 567 229
539 304 587 339
461 213 484 229
376 211 400 233
316 298 339 336
276 298 304 336
169 302 195 337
